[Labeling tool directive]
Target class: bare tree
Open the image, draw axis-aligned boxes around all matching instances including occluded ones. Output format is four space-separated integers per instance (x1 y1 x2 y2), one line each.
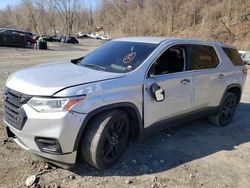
22 0 38 32
49 0 80 35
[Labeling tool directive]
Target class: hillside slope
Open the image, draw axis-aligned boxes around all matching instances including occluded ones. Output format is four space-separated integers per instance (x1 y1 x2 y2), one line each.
96 0 250 50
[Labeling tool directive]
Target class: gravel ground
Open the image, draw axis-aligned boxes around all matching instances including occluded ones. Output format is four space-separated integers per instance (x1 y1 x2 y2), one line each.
0 39 250 188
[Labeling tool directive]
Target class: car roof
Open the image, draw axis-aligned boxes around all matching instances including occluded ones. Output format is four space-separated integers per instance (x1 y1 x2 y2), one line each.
114 37 235 48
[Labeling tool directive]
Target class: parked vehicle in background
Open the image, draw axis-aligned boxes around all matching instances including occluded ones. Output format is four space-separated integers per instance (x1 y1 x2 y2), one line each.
0 32 26 47
239 51 250 65
85 32 111 40
59 32 111 41
88 33 98 39
100 35 110 41
40 35 54 42
3 37 247 170
24 35 36 46
0 28 36 46
52 36 62 42
39 35 79 44
76 32 89 38
61 36 79 44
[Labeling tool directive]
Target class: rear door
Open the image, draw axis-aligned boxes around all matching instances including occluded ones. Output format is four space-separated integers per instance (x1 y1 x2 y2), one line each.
187 44 223 108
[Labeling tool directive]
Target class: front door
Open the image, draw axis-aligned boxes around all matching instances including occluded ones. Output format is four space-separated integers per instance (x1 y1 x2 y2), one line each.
143 45 194 128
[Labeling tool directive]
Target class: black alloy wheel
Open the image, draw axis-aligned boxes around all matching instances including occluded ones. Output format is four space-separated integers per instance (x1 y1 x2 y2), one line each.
102 117 129 163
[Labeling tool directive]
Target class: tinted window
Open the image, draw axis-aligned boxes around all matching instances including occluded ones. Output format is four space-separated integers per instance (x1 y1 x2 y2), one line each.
189 45 219 70
79 41 157 73
149 46 185 76
222 47 243 66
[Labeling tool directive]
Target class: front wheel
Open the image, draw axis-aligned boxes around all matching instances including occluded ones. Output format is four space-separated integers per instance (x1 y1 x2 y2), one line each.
209 92 238 127
80 110 130 169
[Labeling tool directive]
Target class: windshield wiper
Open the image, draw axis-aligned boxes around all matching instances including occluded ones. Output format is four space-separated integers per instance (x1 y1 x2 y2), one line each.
83 64 106 70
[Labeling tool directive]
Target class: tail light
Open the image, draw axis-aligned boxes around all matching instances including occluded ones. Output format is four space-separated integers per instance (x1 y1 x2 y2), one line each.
242 68 248 77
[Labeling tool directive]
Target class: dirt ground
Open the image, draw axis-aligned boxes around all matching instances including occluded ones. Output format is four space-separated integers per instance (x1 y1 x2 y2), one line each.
0 39 250 188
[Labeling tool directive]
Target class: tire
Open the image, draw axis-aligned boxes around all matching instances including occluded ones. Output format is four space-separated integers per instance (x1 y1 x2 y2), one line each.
209 92 238 127
80 110 130 169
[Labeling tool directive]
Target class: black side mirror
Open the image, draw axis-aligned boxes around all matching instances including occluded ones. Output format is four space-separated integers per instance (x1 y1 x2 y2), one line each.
71 56 84 64
151 83 165 102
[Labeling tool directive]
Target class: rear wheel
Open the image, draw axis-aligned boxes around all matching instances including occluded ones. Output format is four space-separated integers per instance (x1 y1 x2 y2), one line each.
209 92 238 126
80 110 130 169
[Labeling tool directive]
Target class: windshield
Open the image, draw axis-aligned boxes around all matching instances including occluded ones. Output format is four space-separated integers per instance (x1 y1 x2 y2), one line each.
79 41 157 73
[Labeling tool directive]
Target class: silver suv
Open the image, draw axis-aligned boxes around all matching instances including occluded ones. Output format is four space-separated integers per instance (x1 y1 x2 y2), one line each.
3 37 248 169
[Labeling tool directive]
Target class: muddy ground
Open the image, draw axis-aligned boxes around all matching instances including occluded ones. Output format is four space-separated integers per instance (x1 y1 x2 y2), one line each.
0 39 250 188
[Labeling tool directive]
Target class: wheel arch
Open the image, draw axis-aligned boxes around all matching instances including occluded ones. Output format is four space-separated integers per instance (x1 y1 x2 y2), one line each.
222 84 242 104
73 102 143 151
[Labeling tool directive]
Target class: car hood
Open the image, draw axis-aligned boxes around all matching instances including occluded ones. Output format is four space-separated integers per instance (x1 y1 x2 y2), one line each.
6 61 125 96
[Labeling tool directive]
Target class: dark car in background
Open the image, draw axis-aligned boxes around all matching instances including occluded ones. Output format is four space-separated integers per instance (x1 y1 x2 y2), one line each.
61 36 79 44
40 35 78 44
40 35 54 42
0 28 36 46
52 36 62 42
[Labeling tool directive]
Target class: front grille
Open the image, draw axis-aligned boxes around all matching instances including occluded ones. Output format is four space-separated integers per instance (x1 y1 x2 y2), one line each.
4 88 31 130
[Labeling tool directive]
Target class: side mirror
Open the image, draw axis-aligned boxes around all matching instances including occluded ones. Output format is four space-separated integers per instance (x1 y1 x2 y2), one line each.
151 83 165 102
71 56 84 64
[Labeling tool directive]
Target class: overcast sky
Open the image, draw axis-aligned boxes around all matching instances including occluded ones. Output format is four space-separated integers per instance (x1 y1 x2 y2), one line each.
0 0 98 10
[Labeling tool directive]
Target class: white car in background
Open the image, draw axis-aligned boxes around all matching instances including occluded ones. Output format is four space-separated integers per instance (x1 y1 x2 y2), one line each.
239 51 250 65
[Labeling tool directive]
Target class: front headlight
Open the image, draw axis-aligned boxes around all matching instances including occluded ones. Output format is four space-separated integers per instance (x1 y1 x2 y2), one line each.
27 96 86 112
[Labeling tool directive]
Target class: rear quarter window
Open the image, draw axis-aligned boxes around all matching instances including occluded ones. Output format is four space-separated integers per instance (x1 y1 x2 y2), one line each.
188 45 220 70
222 47 243 66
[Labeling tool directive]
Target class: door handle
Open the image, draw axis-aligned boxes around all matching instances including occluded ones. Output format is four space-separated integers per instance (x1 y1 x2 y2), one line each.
218 74 224 79
209 74 224 79
180 79 191 85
